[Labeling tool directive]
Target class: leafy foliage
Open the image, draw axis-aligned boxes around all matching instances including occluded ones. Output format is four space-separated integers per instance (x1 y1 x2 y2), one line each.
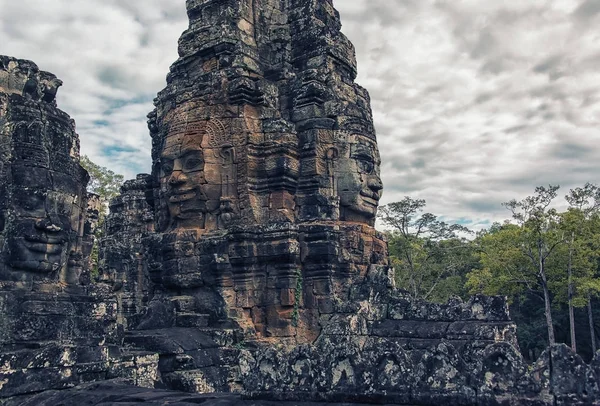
79 155 125 275
382 184 600 357
379 197 474 302
80 155 124 205
467 184 600 351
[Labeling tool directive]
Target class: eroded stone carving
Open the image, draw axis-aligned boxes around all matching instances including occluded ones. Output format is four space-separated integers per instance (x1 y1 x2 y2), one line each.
0 1 597 405
157 105 241 233
334 133 382 226
0 57 88 284
90 1 600 405
94 2 397 391
0 56 150 400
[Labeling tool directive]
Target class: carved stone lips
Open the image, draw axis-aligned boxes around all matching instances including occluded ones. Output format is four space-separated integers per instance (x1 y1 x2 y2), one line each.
360 191 380 206
24 241 63 254
25 233 65 244
169 189 197 203
24 232 66 254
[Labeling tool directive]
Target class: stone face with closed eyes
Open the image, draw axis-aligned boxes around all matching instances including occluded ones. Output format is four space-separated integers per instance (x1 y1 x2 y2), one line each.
114 0 392 347
0 56 89 284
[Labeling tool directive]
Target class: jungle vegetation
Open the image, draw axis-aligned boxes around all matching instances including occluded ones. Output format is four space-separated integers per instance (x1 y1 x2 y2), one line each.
379 184 600 361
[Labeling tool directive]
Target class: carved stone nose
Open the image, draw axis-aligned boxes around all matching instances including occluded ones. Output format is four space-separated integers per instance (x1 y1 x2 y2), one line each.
169 171 185 185
35 218 62 232
369 176 383 192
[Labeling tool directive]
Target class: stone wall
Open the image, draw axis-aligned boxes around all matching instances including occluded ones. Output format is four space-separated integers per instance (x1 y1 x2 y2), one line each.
98 174 155 329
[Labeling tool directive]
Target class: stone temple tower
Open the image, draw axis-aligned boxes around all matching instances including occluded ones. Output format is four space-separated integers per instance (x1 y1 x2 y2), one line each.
99 1 519 398
105 0 391 343
0 2 590 404
0 56 143 399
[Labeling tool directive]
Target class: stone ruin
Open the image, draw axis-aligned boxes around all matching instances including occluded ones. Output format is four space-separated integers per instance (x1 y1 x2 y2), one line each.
137 0 389 344
0 56 157 398
2 1 600 405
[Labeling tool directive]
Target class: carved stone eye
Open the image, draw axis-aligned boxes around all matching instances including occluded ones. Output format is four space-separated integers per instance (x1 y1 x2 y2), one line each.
357 159 374 174
162 160 174 175
184 158 203 170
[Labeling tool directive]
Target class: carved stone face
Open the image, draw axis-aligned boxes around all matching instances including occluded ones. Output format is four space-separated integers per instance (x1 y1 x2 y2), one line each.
4 109 86 275
8 189 75 272
158 108 238 232
160 131 209 230
335 135 383 225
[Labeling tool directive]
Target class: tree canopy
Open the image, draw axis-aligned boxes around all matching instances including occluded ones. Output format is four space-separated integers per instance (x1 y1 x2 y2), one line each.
80 155 124 206
79 155 125 275
383 184 600 361
379 197 474 302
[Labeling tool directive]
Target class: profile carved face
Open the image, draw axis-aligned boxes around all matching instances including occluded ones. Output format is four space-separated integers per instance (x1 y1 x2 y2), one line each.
160 132 209 230
335 135 383 226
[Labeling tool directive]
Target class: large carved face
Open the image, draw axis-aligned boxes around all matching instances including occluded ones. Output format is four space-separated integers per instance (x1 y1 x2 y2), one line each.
4 108 86 275
158 109 237 232
8 187 79 272
335 134 383 225
160 130 209 230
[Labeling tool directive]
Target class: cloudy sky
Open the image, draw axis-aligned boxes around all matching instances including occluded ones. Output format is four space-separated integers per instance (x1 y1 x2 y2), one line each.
2 0 599 230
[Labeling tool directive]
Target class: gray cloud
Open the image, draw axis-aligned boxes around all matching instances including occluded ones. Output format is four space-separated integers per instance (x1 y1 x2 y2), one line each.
574 0 600 20
336 0 600 230
552 141 593 160
0 0 598 231
0 0 188 175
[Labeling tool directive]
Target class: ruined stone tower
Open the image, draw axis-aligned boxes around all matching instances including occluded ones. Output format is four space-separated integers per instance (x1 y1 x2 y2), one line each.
2 1 599 405
0 56 133 398
95 1 527 399
0 56 88 285
108 0 390 343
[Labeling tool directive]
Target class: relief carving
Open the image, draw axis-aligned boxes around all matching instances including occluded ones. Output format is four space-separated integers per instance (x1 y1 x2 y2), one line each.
334 134 383 227
158 109 239 233
2 107 87 280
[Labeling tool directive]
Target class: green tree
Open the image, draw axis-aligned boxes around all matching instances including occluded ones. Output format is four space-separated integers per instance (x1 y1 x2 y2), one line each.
559 183 600 352
79 155 124 273
80 155 124 207
379 197 473 302
468 185 565 345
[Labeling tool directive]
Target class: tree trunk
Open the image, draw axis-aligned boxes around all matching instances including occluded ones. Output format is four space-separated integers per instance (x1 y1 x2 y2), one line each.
542 281 556 345
589 295 597 353
540 253 555 345
568 233 576 352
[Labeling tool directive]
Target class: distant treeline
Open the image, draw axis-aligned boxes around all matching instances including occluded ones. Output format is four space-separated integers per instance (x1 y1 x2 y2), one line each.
379 184 600 362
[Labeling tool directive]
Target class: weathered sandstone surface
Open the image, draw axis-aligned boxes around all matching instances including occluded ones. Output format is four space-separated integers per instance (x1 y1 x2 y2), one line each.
1 1 599 405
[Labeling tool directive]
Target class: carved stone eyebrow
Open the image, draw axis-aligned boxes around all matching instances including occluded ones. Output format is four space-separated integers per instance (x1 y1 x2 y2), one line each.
160 150 179 161
179 148 204 158
351 143 375 159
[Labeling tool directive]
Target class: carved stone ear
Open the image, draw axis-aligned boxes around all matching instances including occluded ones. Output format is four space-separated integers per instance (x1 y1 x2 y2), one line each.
220 146 236 164
326 147 339 180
